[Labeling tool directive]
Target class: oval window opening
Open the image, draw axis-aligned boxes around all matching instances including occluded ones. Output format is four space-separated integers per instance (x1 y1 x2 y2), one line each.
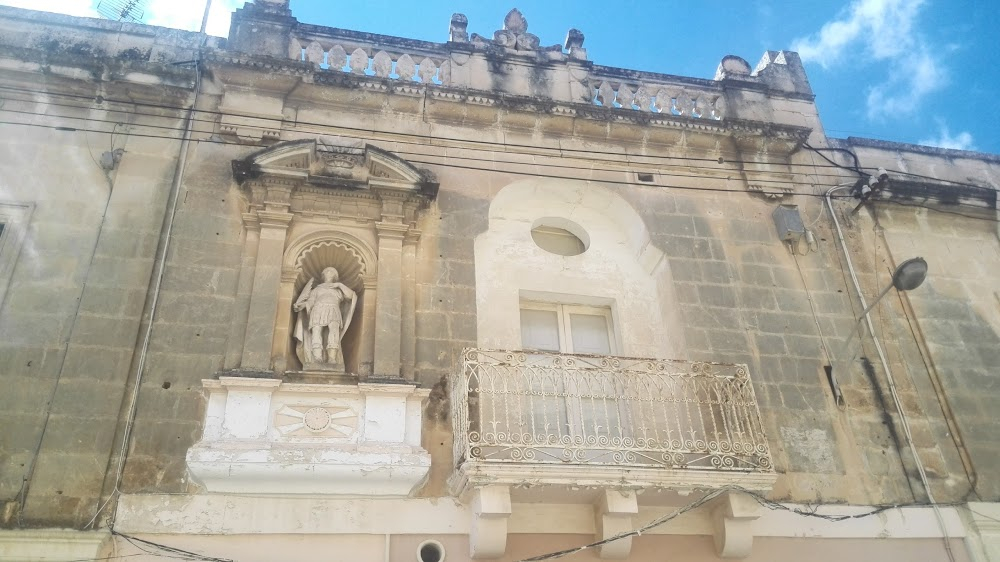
530 218 589 256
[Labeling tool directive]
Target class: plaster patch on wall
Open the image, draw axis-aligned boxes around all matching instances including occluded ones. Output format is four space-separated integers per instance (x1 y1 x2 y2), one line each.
780 426 838 474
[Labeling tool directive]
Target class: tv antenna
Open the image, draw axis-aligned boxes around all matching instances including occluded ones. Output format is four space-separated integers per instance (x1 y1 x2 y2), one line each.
96 0 149 24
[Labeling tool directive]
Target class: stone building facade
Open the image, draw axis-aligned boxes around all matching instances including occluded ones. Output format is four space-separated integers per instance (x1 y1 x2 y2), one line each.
0 0 999 560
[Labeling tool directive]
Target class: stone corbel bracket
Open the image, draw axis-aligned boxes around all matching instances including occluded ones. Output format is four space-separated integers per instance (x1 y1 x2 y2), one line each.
469 485 512 559
596 489 638 559
711 490 762 559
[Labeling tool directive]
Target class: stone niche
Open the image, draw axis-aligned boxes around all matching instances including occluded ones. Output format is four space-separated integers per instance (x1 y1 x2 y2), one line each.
225 136 437 380
186 137 437 497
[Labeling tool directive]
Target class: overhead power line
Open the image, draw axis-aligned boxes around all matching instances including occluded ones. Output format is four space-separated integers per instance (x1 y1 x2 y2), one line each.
2 82 996 193
2 111 999 221
517 484 964 561
0 102 844 190
3 115 997 222
0 84 855 175
0 116 857 200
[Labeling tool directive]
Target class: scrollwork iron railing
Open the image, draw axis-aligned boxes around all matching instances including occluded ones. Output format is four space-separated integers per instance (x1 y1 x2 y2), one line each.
451 349 773 473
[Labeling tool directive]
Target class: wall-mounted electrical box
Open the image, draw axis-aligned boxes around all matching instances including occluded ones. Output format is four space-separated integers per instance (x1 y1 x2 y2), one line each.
772 204 805 242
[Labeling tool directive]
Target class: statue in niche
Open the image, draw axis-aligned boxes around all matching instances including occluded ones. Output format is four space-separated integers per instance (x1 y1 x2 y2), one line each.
293 267 358 371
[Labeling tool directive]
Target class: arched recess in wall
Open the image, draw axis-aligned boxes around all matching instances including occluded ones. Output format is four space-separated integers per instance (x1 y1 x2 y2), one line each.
277 230 378 374
474 178 684 359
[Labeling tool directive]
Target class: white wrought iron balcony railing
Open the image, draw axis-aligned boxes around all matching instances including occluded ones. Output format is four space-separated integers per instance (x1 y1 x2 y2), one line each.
450 349 775 492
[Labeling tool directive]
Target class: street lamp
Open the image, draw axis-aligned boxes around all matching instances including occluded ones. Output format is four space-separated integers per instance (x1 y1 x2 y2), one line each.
827 257 928 406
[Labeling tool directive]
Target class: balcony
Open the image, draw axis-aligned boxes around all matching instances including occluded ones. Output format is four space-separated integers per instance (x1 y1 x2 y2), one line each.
450 349 776 495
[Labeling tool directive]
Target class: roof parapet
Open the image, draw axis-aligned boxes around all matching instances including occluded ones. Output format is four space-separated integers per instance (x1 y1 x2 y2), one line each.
225 2 814 110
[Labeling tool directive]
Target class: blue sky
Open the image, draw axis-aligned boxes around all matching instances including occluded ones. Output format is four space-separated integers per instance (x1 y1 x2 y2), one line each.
3 0 997 153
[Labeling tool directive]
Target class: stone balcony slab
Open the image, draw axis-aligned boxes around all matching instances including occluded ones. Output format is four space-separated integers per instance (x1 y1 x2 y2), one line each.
186 376 431 497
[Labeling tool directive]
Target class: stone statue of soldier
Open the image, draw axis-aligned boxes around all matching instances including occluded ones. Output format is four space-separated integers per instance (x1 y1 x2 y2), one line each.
293 267 357 371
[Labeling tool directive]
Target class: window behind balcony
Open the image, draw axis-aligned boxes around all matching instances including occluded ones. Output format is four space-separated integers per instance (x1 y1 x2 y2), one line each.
519 302 614 355
513 302 628 454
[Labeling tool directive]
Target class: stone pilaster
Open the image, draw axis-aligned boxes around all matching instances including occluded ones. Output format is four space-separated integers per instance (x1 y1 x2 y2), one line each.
241 183 293 370
271 267 299 372
225 212 260 369
358 275 378 377
373 221 408 378
400 229 419 380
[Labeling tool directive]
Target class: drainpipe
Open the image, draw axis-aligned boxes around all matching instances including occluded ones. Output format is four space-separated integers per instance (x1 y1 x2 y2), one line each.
826 185 954 560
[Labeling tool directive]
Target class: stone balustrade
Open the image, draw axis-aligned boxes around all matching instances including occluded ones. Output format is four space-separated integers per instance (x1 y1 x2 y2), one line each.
282 11 735 119
290 32 448 85
588 70 725 119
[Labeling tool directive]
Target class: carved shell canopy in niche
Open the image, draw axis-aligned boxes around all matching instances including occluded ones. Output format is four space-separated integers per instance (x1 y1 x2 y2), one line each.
294 239 367 295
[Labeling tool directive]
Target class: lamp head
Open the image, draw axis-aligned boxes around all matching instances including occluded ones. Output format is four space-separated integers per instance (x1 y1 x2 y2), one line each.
892 257 928 291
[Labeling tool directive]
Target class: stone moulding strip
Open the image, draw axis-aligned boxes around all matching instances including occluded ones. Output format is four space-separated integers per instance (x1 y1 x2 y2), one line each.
448 462 779 499
111 493 970 539
0 530 110 561
204 55 812 146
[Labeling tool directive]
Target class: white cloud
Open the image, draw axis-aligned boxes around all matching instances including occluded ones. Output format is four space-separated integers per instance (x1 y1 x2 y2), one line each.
919 125 975 151
0 0 99 17
792 0 925 68
865 48 946 119
145 0 242 36
792 0 946 120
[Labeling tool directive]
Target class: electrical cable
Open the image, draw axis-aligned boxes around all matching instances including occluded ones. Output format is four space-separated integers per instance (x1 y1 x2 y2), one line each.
0 95 863 183
112 530 233 562
0 115 870 201
84 26 207 534
871 199 1000 222
804 142 863 175
2 85 998 202
517 484 964 561
2 81 995 193
9 136 121 518
0 92 990 208
4 110 998 225
0 83 856 170
826 185 956 562
0 102 838 190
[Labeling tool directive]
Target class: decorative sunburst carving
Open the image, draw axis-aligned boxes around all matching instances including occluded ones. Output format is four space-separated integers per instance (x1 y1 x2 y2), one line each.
275 403 358 437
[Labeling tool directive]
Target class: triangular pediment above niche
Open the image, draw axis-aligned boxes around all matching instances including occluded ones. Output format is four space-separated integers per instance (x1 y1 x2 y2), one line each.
232 137 438 198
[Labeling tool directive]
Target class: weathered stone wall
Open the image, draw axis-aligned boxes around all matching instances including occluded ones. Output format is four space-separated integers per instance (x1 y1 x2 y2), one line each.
0 112 190 524
0 5 206 526
2 1 998 534
116 138 251 497
844 141 1000 500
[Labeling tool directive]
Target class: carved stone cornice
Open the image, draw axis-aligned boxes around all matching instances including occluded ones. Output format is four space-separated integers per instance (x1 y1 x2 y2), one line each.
374 221 409 241
280 267 299 283
256 210 294 229
241 212 261 231
403 229 421 246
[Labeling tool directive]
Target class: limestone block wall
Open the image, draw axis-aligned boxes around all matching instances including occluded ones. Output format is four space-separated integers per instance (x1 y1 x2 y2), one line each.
615 185 923 504
843 141 1000 500
116 138 250 497
390 130 957 505
0 117 189 524
2 1 998 532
